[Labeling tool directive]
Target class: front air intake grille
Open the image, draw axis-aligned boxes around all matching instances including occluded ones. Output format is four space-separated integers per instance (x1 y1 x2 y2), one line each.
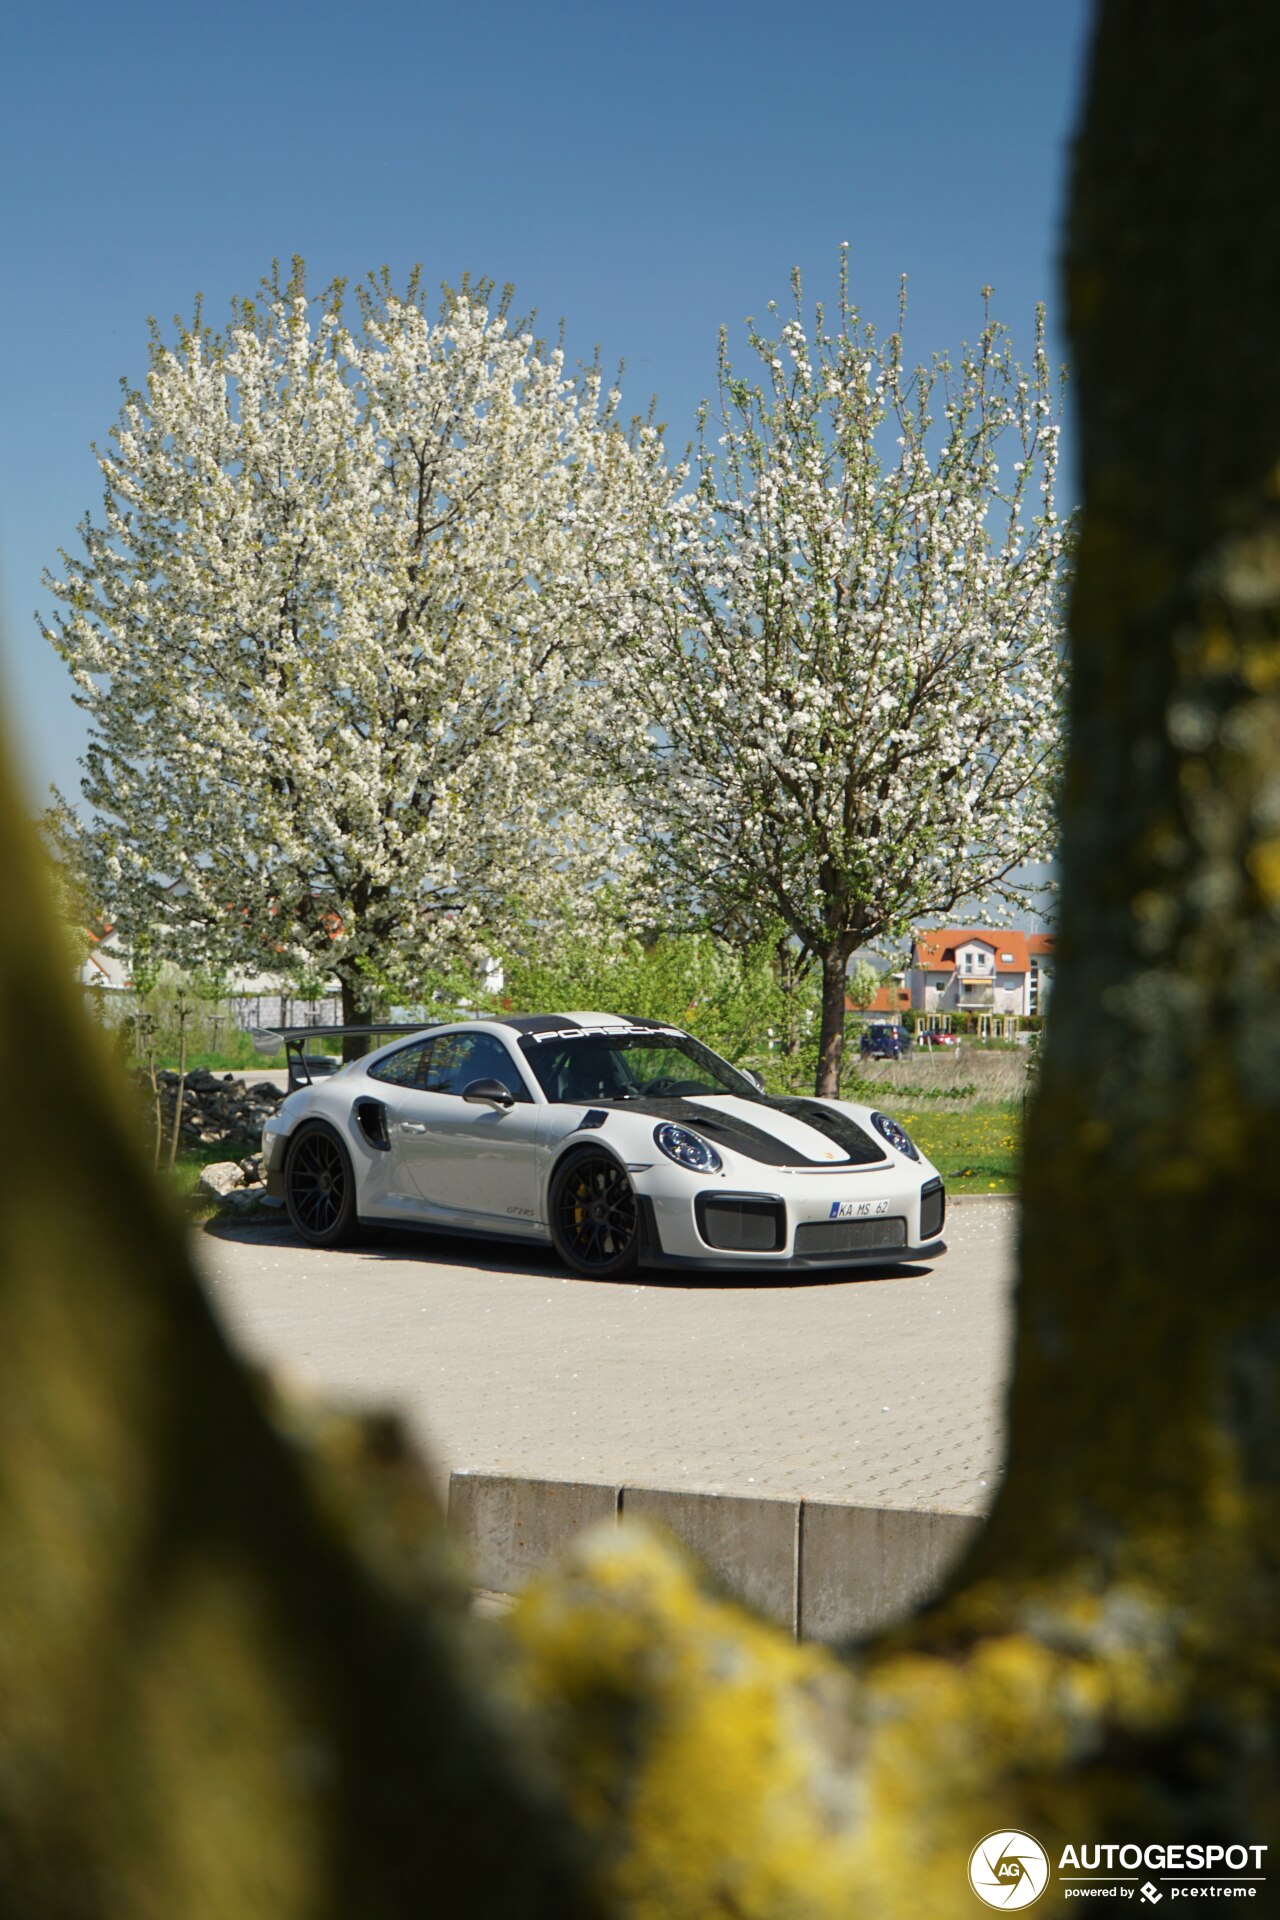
794 1216 907 1257
695 1195 785 1253
920 1177 945 1241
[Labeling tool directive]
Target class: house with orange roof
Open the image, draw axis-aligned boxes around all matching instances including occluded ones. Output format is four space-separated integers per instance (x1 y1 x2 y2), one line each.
907 928 1053 1020
844 981 913 1018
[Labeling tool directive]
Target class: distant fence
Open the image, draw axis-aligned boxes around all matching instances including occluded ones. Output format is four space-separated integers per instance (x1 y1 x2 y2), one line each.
226 993 343 1033
84 987 343 1032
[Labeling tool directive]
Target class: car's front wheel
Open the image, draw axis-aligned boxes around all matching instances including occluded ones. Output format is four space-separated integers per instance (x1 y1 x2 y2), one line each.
284 1122 361 1248
549 1149 642 1279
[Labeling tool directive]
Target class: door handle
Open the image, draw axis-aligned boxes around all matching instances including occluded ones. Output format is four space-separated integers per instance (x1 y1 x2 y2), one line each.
402 1122 430 1135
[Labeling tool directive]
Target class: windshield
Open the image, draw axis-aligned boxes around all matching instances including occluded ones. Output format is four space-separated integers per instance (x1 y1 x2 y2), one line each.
517 1027 758 1105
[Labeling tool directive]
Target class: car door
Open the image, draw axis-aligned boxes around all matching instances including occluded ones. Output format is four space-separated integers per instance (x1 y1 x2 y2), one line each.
393 1031 542 1230
358 1039 439 1213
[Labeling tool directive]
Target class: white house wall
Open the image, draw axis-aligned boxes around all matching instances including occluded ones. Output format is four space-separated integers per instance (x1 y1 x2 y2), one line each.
908 969 1031 1016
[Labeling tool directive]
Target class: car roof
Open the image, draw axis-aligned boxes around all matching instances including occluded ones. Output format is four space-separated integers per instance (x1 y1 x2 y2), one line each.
355 1014 685 1070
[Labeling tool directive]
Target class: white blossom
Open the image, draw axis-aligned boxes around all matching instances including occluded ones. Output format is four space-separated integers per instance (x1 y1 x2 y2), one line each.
617 270 1072 1092
44 265 661 1010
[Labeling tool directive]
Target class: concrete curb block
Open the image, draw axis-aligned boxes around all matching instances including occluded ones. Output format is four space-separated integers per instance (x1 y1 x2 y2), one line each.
448 1472 619 1595
622 1485 801 1632
799 1501 981 1642
448 1470 984 1643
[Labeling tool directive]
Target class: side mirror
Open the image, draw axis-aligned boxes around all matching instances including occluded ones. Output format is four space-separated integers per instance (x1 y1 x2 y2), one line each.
743 1068 766 1093
462 1077 515 1109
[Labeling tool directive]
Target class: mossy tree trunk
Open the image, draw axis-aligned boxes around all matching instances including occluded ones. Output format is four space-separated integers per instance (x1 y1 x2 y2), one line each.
980 0 1280 1611
0 788 595 1918
866 0 1280 1884
849 0 1280 1878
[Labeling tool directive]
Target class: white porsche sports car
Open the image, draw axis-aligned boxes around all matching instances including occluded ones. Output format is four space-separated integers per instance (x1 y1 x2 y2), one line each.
262 1012 946 1278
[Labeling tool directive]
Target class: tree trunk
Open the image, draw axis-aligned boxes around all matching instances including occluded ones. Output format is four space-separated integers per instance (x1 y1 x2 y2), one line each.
971 0 1280 1610
814 940 853 1098
166 995 188 1171
0 747 596 1920
774 935 804 1058
339 969 373 1063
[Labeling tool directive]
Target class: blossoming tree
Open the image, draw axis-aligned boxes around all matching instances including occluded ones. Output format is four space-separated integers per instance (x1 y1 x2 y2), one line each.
44 265 657 1027
628 267 1070 1095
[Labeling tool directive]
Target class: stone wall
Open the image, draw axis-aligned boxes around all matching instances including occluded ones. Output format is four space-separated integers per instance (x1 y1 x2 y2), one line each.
140 1069 285 1153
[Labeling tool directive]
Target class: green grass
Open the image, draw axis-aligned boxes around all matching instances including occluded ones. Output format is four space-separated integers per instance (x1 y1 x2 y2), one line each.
899 1102 1023 1194
145 1045 286 1074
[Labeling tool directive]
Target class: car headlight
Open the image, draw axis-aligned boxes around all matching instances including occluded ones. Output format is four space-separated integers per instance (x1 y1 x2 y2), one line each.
870 1111 920 1162
653 1122 723 1173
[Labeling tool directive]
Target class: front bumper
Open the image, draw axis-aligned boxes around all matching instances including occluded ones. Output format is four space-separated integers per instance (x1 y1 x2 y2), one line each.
637 1197 945 1270
638 1168 947 1272
262 1121 288 1202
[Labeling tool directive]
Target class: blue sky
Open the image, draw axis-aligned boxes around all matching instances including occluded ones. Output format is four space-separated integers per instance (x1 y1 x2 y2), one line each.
1 0 1092 807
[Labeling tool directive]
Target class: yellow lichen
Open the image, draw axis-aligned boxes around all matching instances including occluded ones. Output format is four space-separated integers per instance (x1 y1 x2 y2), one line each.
511 1527 865 1919
502 1521 1278 1920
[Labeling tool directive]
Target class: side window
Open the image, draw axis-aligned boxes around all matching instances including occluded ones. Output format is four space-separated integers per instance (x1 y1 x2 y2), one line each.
422 1033 531 1101
462 1034 531 1100
368 1042 431 1087
420 1034 469 1094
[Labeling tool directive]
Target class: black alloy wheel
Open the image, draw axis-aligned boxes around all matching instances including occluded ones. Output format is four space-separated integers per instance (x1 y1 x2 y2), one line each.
550 1150 642 1278
285 1124 360 1247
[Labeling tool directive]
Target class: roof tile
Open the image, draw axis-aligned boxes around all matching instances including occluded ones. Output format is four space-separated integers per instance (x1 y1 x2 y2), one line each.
910 927 1054 976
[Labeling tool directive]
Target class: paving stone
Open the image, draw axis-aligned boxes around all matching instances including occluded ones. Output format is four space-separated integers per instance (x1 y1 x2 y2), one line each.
199 1200 1015 1518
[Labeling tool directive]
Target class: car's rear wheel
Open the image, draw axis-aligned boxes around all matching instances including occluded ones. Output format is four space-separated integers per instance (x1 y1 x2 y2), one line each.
285 1123 361 1248
550 1150 642 1279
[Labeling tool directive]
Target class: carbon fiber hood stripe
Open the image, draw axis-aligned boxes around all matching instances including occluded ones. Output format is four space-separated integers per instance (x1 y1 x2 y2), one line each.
583 1095 887 1168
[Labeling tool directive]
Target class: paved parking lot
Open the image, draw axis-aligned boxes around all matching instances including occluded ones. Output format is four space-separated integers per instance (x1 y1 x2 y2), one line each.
197 1198 1017 1515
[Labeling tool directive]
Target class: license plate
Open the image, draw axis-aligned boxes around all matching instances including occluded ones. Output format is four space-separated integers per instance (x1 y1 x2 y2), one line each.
829 1197 891 1221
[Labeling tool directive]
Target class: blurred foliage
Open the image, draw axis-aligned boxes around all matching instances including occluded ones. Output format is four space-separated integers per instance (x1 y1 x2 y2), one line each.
37 800 99 970
0 734 598 1920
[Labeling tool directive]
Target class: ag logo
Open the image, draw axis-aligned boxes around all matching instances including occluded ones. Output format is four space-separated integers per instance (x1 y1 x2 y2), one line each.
968 1830 1050 1908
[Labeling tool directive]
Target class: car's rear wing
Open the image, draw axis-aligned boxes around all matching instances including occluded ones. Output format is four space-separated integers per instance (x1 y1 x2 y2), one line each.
252 1022 443 1091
